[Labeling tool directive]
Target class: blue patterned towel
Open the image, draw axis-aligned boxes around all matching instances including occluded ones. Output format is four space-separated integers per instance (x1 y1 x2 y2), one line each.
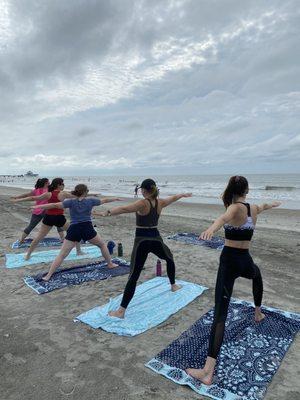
167 233 224 250
24 258 130 294
146 299 300 400
5 246 102 269
75 277 208 336
11 237 62 249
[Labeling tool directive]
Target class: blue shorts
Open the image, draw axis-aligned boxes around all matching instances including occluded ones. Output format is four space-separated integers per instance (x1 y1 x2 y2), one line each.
65 221 97 242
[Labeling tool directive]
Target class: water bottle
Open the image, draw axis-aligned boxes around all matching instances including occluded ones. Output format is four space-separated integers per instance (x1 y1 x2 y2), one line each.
156 259 162 276
107 240 115 255
117 243 123 257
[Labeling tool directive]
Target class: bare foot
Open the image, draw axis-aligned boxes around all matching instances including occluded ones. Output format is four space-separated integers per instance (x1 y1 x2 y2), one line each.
76 251 86 256
108 309 125 319
171 284 181 292
24 254 31 261
186 368 213 385
107 262 118 269
42 275 51 282
255 312 266 322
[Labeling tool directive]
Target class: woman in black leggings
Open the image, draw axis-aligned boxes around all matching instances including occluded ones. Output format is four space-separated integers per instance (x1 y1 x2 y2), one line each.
94 178 192 319
186 176 280 385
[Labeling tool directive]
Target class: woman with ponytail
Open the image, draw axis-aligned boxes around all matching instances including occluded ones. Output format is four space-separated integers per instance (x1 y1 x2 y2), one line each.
13 177 82 259
186 175 281 385
93 178 192 319
11 178 64 244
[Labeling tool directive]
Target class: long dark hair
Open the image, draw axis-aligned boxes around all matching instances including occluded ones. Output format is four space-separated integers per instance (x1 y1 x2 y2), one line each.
48 178 64 192
34 178 49 189
222 176 249 208
71 184 88 197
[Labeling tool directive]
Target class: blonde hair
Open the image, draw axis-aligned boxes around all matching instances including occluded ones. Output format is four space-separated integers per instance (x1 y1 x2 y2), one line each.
148 185 159 199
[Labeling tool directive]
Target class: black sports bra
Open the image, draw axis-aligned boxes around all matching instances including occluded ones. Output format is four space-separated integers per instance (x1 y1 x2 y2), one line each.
136 199 159 227
224 202 255 241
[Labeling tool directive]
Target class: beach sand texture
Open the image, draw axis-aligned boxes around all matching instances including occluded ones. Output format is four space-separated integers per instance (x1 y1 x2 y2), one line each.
0 186 299 400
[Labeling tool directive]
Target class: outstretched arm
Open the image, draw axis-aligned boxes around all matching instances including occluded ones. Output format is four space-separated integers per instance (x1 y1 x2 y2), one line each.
31 202 63 210
11 190 33 200
255 201 281 214
200 205 238 240
160 193 192 208
58 191 77 200
100 197 122 204
93 199 146 216
12 192 50 202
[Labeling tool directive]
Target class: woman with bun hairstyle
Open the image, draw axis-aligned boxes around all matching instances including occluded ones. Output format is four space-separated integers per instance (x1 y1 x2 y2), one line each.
186 175 281 385
11 178 64 244
93 178 192 319
31 183 120 281
13 177 83 260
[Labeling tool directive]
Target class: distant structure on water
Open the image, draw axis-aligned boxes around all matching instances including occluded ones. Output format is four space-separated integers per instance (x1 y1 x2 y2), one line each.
25 171 39 177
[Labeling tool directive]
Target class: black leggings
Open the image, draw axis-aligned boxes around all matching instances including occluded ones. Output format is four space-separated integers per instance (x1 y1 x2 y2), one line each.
120 239 176 309
208 246 263 359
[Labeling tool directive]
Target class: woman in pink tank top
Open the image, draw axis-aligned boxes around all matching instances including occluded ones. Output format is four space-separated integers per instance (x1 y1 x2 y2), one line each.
11 178 64 244
13 177 83 260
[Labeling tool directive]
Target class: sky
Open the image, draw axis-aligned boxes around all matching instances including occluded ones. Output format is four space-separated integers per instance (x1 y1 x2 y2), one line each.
0 0 299 176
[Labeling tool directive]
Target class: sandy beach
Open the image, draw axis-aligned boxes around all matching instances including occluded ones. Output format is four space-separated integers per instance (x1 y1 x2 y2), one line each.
0 186 299 400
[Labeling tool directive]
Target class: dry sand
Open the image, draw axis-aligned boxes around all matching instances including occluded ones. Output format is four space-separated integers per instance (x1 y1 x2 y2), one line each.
0 186 299 400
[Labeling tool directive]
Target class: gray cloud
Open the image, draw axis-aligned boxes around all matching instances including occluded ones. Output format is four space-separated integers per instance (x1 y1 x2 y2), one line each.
0 0 299 174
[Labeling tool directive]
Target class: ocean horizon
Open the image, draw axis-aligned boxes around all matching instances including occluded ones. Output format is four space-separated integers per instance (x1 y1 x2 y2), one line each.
1 173 299 210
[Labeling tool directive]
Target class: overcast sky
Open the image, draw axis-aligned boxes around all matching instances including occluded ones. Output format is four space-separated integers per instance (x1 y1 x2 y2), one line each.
0 0 299 176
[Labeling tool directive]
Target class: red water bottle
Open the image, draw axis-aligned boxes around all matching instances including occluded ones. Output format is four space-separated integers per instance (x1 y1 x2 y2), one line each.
156 259 162 276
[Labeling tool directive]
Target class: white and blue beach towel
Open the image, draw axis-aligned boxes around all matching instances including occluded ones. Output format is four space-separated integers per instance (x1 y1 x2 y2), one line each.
167 233 224 250
146 299 300 400
5 246 102 268
24 258 130 294
11 237 62 249
75 277 208 336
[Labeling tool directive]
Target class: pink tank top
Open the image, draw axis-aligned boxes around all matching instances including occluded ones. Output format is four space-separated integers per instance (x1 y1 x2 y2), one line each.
32 188 48 215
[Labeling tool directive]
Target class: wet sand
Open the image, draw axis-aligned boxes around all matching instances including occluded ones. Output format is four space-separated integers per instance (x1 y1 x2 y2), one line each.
0 186 299 399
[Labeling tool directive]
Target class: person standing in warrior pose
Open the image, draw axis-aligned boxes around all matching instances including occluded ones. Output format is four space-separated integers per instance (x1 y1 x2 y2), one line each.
31 184 120 281
12 178 83 260
94 178 192 319
11 178 64 244
186 175 281 385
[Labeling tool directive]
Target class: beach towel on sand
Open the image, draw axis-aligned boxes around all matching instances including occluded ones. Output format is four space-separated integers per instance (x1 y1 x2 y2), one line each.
11 237 62 249
167 233 224 250
24 258 130 294
5 246 102 268
75 277 208 336
146 300 300 400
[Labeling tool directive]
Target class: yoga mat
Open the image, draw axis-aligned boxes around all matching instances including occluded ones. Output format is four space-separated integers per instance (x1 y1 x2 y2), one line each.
5 246 102 269
167 233 224 250
146 299 300 400
24 258 130 294
11 237 62 249
75 277 208 336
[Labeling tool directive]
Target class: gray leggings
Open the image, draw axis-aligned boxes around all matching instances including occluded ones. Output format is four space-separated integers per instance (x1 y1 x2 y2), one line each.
24 213 64 235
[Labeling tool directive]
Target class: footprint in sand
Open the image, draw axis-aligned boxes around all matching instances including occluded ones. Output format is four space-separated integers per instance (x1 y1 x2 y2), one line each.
3 353 27 365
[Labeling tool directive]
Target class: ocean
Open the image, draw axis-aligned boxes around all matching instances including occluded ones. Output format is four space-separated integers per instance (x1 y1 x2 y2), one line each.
1 174 300 210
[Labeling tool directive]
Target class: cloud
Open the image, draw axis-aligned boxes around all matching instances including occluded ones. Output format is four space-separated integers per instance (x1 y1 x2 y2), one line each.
0 0 299 174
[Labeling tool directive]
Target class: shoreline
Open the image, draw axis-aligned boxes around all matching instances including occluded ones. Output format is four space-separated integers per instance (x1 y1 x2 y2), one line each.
2 185 299 233
1 181 299 211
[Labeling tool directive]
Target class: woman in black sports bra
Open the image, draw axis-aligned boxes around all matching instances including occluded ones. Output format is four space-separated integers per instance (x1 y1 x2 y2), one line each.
94 178 192 319
186 175 280 385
